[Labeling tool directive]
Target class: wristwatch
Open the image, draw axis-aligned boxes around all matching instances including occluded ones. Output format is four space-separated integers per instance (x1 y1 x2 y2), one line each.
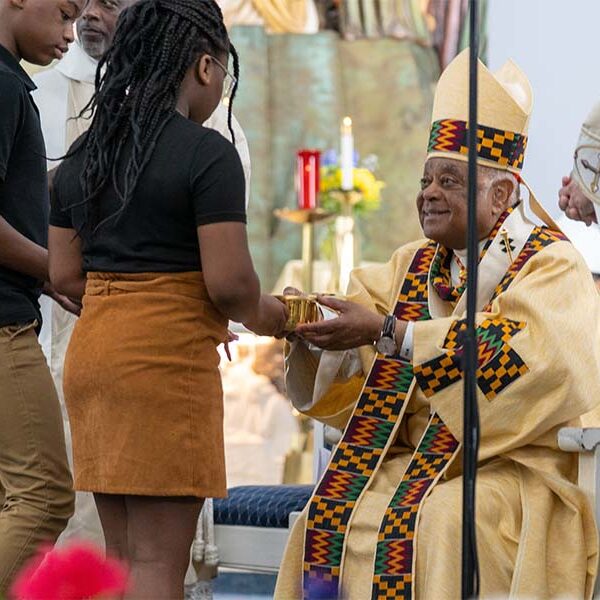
375 314 398 355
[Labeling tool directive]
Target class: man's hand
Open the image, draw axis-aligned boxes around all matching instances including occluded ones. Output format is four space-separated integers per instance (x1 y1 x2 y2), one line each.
283 286 303 296
295 295 384 351
42 282 82 317
558 175 597 226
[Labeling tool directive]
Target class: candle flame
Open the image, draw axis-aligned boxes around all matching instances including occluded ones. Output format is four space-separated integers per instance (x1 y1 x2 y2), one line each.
341 116 353 135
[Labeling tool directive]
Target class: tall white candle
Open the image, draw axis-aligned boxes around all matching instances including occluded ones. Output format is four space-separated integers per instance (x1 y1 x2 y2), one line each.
340 116 354 191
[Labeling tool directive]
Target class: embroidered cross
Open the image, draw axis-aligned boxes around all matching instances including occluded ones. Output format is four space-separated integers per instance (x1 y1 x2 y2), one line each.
577 148 600 194
413 318 529 401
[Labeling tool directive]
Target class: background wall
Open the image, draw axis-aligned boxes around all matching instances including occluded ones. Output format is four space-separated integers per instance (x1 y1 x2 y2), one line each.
231 27 439 289
487 0 600 218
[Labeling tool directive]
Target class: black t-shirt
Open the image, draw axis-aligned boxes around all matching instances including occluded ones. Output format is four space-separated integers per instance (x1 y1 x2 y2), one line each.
0 45 48 328
51 113 246 273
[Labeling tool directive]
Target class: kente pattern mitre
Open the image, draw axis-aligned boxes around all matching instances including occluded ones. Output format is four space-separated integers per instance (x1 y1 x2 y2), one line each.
427 49 533 174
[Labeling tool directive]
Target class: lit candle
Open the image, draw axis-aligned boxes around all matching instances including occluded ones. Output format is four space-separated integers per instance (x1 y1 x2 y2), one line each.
296 150 320 210
340 116 354 191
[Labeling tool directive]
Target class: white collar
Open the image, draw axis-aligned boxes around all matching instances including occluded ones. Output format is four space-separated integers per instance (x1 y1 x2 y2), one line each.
454 240 486 266
55 41 97 84
427 204 537 318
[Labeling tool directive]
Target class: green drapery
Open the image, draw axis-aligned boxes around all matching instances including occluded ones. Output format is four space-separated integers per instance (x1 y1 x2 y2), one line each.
230 27 440 290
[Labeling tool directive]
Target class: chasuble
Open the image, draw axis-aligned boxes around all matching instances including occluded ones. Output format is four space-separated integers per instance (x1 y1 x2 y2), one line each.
276 203 600 599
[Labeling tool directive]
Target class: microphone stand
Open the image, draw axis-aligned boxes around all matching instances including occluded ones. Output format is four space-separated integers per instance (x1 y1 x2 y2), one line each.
461 1 481 598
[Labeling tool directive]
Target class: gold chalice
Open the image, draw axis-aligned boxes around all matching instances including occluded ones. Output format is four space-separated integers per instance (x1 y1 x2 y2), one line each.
275 294 322 332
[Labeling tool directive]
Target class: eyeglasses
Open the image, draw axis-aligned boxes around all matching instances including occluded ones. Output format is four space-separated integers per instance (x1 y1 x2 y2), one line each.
210 55 237 101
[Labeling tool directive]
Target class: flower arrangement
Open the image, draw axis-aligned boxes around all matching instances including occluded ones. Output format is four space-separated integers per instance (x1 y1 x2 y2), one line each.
319 149 386 215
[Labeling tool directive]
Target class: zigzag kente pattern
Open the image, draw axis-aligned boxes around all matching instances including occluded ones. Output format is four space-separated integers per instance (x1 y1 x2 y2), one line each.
303 243 437 599
487 227 567 304
303 226 568 599
413 317 528 401
372 414 459 599
428 118 528 170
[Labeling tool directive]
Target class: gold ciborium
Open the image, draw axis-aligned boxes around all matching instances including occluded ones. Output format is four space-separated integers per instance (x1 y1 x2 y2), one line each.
275 294 322 332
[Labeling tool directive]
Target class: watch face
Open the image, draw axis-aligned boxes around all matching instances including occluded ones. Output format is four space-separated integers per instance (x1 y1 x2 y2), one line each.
376 336 397 355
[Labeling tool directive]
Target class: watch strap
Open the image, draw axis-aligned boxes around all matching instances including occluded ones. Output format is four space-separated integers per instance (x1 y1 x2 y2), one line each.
381 314 397 340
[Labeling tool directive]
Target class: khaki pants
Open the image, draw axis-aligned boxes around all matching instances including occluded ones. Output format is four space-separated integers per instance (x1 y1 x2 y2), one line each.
40 301 104 546
0 322 74 592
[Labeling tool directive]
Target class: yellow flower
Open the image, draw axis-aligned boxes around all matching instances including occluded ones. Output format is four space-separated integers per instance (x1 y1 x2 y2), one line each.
320 167 342 193
353 168 385 205
319 165 386 214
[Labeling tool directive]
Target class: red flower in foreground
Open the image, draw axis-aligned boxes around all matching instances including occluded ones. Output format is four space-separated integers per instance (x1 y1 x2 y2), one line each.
11 542 129 600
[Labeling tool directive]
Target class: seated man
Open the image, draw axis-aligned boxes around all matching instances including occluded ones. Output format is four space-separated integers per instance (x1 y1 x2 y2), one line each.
275 50 600 599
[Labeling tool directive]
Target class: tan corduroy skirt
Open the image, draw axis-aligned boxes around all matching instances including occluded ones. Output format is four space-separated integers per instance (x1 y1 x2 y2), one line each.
63 272 228 498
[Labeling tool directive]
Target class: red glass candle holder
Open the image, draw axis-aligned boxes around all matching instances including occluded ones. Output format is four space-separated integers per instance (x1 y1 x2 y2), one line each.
296 150 320 210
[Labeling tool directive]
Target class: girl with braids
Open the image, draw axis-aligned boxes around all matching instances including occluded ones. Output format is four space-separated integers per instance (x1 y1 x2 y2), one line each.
48 0 288 597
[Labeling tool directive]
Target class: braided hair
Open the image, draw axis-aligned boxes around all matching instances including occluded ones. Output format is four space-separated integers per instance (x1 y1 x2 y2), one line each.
77 0 239 234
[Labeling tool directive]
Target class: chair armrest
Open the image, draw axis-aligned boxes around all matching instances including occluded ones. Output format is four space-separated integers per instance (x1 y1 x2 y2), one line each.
559 428 600 598
558 428 600 452
558 427 600 520
558 427 600 504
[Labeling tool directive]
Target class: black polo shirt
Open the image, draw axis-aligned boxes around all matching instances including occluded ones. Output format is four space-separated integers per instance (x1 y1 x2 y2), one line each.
0 44 48 328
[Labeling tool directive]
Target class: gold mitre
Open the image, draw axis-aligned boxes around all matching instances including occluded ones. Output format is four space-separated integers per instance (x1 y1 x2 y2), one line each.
427 49 533 174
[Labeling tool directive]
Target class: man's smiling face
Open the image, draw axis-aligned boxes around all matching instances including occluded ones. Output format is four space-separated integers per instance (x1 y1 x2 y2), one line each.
417 157 514 249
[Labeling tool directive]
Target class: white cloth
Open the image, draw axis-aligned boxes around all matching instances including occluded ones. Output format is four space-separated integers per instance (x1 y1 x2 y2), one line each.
556 215 600 274
399 323 413 360
221 360 298 486
32 42 96 166
570 100 600 233
204 102 251 208
453 241 486 284
33 42 95 372
572 100 600 207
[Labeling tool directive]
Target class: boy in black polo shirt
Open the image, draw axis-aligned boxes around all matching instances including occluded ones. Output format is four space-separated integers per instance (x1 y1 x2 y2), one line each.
0 0 85 590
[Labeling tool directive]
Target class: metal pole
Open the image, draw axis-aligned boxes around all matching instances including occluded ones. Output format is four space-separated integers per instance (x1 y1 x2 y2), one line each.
461 1 480 598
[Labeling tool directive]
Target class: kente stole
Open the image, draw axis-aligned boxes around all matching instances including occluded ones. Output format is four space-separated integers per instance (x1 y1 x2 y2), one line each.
302 225 567 600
